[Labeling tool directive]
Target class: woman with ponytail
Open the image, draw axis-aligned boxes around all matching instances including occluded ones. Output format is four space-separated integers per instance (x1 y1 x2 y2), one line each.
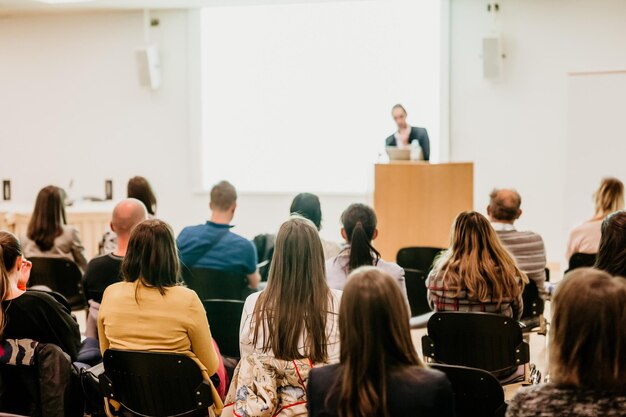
0 231 81 360
326 204 407 301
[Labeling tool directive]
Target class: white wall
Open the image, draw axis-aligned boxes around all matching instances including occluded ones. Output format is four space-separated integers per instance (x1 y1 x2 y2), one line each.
449 0 626 265
0 9 362 246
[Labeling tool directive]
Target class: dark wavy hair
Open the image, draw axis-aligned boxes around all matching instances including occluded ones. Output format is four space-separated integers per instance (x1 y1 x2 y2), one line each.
290 193 322 230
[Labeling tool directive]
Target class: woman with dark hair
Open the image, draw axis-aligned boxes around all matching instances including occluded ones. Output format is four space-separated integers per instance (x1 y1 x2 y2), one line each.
307 267 454 417
325 204 407 301
507 268 626 416
240 216 341 362
427 211 527 319
566 177 624 261
222 216 341 417
127 176 157 216
22 185 87 271
100 176 157 255
290 192 341 259
595 210 626 277
98 219 226 411
0 231 81 360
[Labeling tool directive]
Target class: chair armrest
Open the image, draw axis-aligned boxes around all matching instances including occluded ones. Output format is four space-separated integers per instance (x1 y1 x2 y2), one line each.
409 311 434 329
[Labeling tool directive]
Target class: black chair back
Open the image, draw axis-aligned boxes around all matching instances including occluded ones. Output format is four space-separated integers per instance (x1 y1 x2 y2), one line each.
521 279 544 320
404 268 431 317
430 364 506 417
422 312 529 377
100 349 213 417
567 253 596 272
396 247 444 273
182 267 251 301
27 257 86 310
202 299 244 359
252 234 275 282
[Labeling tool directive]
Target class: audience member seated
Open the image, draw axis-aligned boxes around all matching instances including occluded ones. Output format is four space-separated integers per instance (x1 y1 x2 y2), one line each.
426 211 528 319
594 210 626 277
97 219 226 410
177 180 260 289
100 176 157 255
308 267 455 417
566 177 624 261
0 231 98 364
21 185 87 271
326 204 407 302
487 188 548 299
239 216 341 363
83 198 147 338
506 268 626 417
290 192 341 259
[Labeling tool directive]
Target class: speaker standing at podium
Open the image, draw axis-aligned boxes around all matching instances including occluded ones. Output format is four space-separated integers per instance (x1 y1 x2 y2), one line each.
385 104 430 161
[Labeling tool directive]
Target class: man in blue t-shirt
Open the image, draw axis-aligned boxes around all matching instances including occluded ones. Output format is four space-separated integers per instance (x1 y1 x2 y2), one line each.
177 180 260 289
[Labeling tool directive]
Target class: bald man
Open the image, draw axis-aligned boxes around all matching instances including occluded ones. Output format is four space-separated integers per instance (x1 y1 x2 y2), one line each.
83 198 148 304
487 188 548 300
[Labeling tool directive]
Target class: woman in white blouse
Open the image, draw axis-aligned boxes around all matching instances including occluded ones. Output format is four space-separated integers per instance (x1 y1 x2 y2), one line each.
325 204 407 303
239 216 341 364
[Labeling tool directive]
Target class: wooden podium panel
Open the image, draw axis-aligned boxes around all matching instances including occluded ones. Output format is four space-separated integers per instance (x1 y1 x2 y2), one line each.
374 162 474 261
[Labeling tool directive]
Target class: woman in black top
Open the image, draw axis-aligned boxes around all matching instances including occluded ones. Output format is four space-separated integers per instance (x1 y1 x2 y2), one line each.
0 231 81 361
307 267 454 417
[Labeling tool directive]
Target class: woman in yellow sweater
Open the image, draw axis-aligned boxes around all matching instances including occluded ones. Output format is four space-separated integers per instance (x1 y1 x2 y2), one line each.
98 219 224 413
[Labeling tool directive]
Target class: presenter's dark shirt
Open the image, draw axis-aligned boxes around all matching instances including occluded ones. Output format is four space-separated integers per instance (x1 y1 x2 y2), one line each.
307 364 454 417
386 126 431 161
1 291 81 360
83 253 123 303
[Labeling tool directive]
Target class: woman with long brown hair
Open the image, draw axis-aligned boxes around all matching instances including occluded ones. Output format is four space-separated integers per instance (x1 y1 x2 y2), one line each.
0 231 81 360
427 211 527 319
22 185 87 271
566 177 624 261
307 267 454 417
239 215 341 363
507 268 626 416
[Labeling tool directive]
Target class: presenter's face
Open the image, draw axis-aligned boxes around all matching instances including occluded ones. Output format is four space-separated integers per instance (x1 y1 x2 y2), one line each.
392 108 407 129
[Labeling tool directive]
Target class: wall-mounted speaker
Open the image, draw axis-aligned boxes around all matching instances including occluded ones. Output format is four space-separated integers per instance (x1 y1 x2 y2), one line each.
136 44 161 90
482 36 502 79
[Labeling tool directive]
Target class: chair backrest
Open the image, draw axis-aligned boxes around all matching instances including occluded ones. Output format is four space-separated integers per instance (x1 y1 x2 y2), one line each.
404 268 431 317
182 266 251 301
422 312 529 376
521 279 544 320
396 247 444 273
429 364 506 417
567 252 597 272
252 234 275 282
202 299 245 358
27 257 86 310
100 349 213 417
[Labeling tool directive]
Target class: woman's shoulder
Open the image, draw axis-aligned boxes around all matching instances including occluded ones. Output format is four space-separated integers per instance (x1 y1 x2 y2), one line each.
13 290 68 312
309 363 341 384
376 258 404 275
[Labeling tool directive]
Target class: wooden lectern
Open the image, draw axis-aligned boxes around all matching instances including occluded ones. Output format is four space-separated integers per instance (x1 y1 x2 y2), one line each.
373 162 474 261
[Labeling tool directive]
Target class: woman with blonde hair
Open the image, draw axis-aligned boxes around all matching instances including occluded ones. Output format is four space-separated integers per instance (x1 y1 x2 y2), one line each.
507 268 626 416
426 211 527 319
307 267 454 417
566 177 624 261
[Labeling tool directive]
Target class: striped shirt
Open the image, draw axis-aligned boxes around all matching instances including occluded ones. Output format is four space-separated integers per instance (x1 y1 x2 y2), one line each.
426 270 524 319
492 223 548 299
